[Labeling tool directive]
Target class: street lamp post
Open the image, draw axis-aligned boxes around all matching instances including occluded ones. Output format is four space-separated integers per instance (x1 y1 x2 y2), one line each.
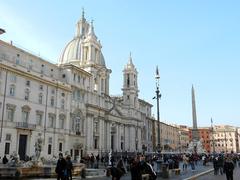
155 66 161 154
154 66 162 175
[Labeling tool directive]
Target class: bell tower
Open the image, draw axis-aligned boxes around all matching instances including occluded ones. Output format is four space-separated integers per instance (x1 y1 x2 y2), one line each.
122 53 139 107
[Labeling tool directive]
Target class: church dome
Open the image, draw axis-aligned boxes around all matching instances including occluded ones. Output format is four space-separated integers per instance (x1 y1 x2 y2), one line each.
59 38 83 65
58 11 106 67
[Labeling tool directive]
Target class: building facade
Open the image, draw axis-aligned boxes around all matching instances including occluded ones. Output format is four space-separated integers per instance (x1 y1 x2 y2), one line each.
153 121 179 152
0 13 155 160
210 125 239 153
178 125 190 153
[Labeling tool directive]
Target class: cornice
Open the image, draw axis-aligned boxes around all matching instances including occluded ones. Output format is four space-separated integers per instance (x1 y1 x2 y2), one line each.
59 63 92 77
0 63 72 92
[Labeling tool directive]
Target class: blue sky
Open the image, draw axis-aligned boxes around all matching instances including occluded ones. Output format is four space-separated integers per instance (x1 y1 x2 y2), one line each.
1 0 240 127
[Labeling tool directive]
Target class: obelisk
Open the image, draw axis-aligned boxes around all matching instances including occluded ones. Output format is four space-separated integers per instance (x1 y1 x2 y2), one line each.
192 85 199 141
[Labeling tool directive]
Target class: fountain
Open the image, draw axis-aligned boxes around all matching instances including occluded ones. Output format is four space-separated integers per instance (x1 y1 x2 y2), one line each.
187 138 206 154
0 133 85 178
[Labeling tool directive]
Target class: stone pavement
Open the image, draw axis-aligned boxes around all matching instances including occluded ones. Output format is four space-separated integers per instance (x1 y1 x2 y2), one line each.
197 165 240 180
23 161 214 180
86 162 213 180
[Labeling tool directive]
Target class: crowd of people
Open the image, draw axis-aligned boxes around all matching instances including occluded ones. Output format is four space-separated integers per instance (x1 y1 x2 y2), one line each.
1 151 240 180
212 153 239 180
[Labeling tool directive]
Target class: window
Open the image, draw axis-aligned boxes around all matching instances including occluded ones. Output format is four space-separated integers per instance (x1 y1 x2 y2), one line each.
59 115 65 129
50 97 54 107
48 144 52 155
73 74 76 81
7 108 14 121
78 75 80 83
127 74 130 87
94 79 98 91
39 85 43 90
41 64 44 74
26 80 30 87
101 79 104 92
83 78 85 86
94 138 98 149
25 89 30 100
75 117 80 132
6 134 11 141
36 113 43 126
22 111 29 123
59 142 63 152
4 142 10 154
77 90 81 100
9 85 15 96
48 114 55 128
94 121 98 134
61 93 65 97
51 89 55 94
61 99 65 109
39 94 43 104
10 74 16 83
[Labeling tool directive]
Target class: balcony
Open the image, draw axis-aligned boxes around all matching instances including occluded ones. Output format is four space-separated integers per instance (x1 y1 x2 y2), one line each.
16 122 36 130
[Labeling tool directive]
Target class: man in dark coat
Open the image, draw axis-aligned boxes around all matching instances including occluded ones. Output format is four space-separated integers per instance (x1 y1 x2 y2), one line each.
55 153 67 180
66 155 73 180
224 156 234 180
3 155 8 164
130 156 142 180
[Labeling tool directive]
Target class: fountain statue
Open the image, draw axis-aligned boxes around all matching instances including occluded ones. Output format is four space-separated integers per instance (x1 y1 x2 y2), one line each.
8 151 21 167
187 138 206 154
32 133 44 167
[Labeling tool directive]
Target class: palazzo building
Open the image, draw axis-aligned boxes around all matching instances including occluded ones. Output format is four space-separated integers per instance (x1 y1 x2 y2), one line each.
0 12 154 160
210 125 239 153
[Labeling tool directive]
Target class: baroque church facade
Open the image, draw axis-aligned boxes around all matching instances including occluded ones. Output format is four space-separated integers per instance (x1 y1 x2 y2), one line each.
0 12 155 160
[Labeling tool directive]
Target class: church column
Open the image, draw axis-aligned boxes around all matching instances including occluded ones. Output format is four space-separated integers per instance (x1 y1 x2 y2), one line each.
99 118 103 153
105 74 109 95
107 122 111 151
138 127 142 151
129 126 134 152
80 45 84 64
117 124 121 151
86 114 94 151
104 121 107 151
88 45 91 61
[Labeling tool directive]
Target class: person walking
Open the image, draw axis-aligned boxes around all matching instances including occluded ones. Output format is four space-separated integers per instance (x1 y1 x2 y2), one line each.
2 155 8 164
182 154 188 171
66 155 73 180
224 155 234 180
55 153 67 180
213 156 219 175
218 155 224 175
130 156 142 180
90 153 95 168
